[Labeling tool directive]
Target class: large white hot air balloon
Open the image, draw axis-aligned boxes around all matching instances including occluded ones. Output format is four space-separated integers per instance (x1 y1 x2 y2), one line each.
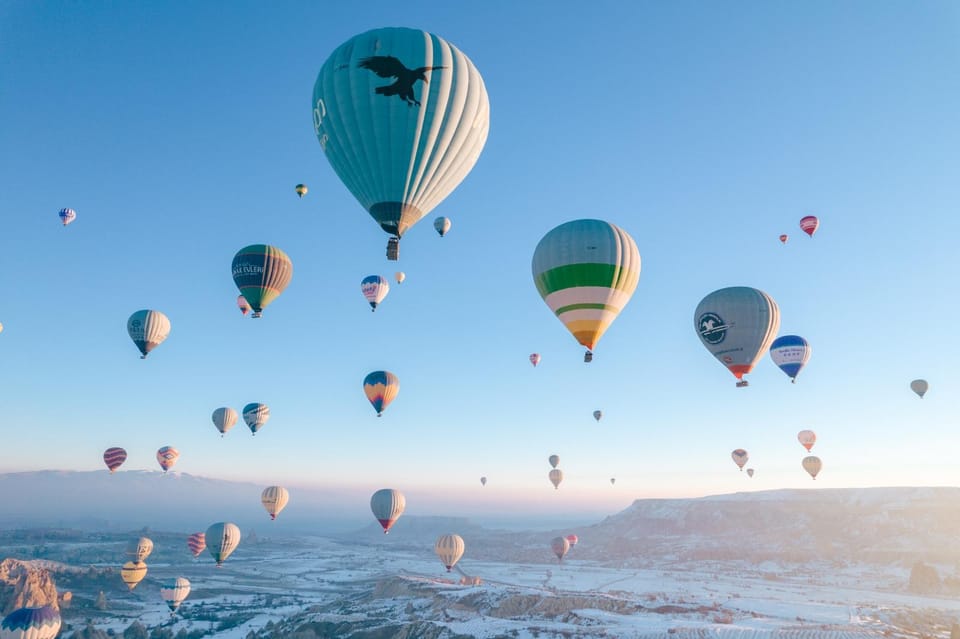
695 287 780 387
313 27 490 260
206 522 241 567
434 533 465 571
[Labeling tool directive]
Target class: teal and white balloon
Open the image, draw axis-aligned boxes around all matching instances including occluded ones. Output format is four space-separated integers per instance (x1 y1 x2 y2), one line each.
313 27 490 259
694 287 780 387
127 310 171 359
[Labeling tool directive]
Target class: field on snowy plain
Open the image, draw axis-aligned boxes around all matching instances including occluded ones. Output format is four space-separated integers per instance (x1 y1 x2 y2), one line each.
17 531 960 639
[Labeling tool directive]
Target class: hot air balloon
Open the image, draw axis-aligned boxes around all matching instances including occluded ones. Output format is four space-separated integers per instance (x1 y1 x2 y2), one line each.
58 208 76 226
799 215 819 237
779 234 788 244
295 184 308 198
237 295 250 316
434 217 451 237
565 534 578 549
232 245 293 318
695 287 780 387
363 371 399 416
610 477 616 485
593 410 602 422
548 455 559 469
127 310 171 359
261 486 290 520
242 403 270 435
160 577 191 613
0 323 3 334
802 455 822 480
434 534 465 571
911 379 928 398
187 532 206 558
797 430 816 452
548 469 563 489
480 476 487 486
125 537 154 563
551 536 569 562
370 488 405 533
120 561 147 590
395 271 405 284
212 407 238 436
746 468 755 478
313 28 489 261
206 522 241 567
770 335 811 383
529 353 541 367
361 275 390 311
103 447 127 473
156 446 179 473
532 219 641 362
0 605 61 639
731 449 749 471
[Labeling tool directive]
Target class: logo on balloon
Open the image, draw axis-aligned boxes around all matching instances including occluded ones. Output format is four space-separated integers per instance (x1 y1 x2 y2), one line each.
358 56 446 107
698 312 727 345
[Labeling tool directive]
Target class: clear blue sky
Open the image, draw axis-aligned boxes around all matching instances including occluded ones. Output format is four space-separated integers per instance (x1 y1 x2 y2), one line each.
1 1 958 519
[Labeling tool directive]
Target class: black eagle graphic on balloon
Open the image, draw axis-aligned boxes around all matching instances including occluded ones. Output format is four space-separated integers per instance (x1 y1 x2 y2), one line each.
359 56 445 106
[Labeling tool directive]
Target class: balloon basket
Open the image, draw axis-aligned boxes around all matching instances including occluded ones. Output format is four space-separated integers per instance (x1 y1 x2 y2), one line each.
736 380 749 388
386 237 400 261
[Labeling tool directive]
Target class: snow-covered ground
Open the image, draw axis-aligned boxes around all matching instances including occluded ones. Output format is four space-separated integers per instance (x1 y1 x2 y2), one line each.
34 533 960 638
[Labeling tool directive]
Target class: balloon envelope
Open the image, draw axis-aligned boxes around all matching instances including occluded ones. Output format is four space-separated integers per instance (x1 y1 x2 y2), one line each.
548 469 563 489
434 216 451 237
0 605 61 639
480 476 487 486
532 219 641 355
593 410 602 422
394 271 405 284
548 454 559 469
797 430 816 452
746 468 755 478
911 379 928 398
769 335 811 382
126 536 154 563
800 215 819 237
187 532 206 558
434 533 465 571
295 184 308 198
363 371 399 416
779 234 788 244
731 449 749 470
127 309 170 359
120 561 147 590
212 407 238 436
103 447 127 473
206 522 241 566
695 287 780 386
370 488 405 533
529 353 540 367
313 27 490 250
565 534 578 548
361 275 390 310
58 208 76 226
242 403 270 435
261 486 290 520
237 295 250 316
551 536 570 561
156 446 179 472
802 455 823 479
160 577 191 612
232 245 293 318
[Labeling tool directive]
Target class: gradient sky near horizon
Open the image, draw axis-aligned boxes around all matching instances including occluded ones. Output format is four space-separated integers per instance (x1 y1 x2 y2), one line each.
1 1 958 520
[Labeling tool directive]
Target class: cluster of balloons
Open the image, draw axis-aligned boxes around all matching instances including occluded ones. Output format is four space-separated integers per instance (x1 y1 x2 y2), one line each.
211 404 271 436
779 215 820 244
548 455 563 489
102 446 182 473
